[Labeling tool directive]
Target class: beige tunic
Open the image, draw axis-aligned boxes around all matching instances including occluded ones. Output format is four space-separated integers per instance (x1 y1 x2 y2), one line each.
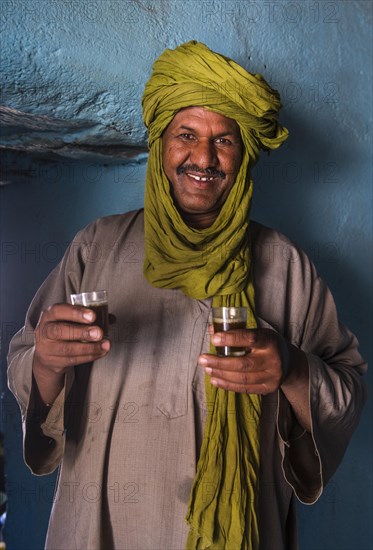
8 209 367 550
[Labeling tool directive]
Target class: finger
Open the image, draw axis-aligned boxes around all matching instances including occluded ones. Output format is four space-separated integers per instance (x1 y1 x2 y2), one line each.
211 328 275 350
206 367 272 394
206 365 268 386
205 356 281 394
38 303 97 326
37 322 103 343
43 339 111 366
211 330 253 350
199 353 258 373
46 338 110 357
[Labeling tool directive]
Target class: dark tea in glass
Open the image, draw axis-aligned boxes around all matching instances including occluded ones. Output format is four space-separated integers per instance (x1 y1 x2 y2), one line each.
212 307 247 357
70 290 109 339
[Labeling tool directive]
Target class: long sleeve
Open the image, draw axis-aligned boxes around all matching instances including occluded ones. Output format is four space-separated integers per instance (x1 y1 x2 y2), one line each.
252 221 368 504
7 210 145 475
7 239 84 474
286 275 367 500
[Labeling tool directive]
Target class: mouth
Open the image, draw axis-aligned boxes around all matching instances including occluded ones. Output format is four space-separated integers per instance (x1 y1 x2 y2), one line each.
177 164 226 182
186 172 216 183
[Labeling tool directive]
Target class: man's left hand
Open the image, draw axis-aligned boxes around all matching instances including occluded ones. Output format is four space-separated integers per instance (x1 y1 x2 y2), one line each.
198 328 287 395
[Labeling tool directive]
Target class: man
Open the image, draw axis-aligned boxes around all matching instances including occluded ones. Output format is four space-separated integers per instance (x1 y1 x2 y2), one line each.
8 42 367 549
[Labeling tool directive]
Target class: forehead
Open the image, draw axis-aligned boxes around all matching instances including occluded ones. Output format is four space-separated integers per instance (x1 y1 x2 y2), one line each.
167 106 241 135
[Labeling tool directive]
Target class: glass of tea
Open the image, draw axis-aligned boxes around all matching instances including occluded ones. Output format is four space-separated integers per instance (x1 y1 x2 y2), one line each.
212 307 247 357
70 290 109 339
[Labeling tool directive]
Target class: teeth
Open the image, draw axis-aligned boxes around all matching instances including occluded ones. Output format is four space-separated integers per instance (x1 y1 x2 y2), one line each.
187 173 214 182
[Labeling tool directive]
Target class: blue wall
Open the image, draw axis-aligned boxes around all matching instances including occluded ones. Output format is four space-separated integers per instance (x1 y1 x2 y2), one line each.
1 1 372 549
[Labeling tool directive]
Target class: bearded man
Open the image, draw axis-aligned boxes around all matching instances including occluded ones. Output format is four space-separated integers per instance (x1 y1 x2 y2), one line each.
8 42 367 550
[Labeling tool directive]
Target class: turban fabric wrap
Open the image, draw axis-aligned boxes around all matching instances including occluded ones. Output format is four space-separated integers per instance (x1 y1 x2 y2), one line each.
142 41 288 549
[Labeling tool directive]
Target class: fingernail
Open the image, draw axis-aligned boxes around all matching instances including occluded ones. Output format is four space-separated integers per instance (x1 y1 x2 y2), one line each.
211 334 221 344
204 367 212 375
88 327 101 339
101 340 111 351
83 311 94 321
198 356 207 366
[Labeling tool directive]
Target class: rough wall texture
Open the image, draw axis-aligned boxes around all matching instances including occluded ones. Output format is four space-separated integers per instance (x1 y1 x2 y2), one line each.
0 1 372 549
2 1 370 164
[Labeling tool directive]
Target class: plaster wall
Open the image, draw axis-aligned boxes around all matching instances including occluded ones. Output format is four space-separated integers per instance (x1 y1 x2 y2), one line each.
1 1 372 549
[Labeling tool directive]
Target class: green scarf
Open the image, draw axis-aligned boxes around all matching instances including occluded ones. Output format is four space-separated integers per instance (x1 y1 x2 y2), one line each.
142 41 288 549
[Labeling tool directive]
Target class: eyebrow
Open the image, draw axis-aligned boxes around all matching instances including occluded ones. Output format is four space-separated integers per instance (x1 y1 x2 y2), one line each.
178 125 237 137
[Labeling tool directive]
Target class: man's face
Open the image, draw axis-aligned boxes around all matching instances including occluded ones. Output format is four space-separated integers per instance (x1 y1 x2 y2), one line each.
162 107 243 228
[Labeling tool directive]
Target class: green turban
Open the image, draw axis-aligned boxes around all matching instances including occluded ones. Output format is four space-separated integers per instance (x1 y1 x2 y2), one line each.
143 40 288 165
142 41 288 550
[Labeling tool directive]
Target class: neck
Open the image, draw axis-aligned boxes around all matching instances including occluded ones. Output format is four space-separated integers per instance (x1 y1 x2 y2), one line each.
180 209 220 229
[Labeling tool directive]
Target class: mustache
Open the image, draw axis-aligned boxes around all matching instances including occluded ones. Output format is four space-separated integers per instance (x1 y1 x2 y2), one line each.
176 164 226 179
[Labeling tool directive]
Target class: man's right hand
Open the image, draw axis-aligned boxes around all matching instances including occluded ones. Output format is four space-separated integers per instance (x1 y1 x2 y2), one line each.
32 303 111 405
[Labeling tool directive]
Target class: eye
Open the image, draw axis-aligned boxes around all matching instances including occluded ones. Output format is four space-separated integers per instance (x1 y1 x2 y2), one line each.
215 137 232 145
179 133 195 141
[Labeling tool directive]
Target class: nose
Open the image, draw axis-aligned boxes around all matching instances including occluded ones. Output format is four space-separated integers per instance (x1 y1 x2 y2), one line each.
190 139 218 169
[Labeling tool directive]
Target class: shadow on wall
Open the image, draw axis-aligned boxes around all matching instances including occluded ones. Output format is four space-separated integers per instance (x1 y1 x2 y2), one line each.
253 104 369 314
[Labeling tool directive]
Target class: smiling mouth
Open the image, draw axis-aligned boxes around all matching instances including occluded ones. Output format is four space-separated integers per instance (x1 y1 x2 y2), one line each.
177 164 226 180
186 172 216 182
